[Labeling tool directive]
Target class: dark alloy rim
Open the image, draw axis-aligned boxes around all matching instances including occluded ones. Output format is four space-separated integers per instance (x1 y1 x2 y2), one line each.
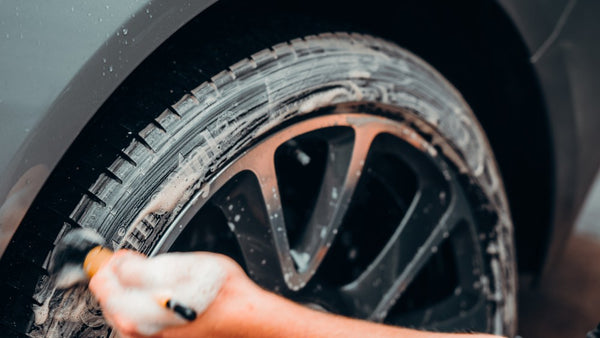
153 110 495 332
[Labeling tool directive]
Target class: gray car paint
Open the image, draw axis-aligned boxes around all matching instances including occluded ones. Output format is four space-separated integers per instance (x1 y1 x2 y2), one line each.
499 0 600 271
0 0 598 270
0 0 216 257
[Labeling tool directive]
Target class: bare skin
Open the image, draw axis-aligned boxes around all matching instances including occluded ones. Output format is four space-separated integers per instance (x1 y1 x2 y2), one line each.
89 250 501 338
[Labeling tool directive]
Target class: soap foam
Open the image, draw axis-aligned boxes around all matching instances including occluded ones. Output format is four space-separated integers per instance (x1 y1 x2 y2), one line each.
99 252 226 335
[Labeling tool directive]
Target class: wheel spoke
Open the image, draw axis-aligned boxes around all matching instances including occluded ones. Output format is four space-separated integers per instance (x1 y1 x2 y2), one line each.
249 150 301 289
341 172 467 321
385 225 488 330
292 127 378 284
211 147 298 291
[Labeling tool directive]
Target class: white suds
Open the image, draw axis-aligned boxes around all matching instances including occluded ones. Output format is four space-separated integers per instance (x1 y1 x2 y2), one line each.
33 288 55 325
290 250 310 271
98 252 226 335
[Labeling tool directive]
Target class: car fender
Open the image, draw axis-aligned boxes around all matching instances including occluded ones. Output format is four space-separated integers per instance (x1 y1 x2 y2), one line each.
498 0 600 271
0 0 216 257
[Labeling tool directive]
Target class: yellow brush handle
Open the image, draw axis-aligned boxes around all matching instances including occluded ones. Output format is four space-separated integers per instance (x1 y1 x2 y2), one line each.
83 246 114 278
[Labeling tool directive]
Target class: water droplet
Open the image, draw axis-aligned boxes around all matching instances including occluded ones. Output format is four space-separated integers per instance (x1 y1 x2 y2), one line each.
431 246 438 253
331 187 338 200
260 259 266 265
227 222 235 232
228 204 233 211
122 28 128 35
108 65 113 72
234 214 240 222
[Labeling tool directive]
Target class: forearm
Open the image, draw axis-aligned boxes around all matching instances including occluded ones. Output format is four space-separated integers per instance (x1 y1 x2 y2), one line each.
214 286 499 338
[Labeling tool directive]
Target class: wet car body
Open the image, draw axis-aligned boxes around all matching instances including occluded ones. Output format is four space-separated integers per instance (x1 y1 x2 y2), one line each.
0 0 598 295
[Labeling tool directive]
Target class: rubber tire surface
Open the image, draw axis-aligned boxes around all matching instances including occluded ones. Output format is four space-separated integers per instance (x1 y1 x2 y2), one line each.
27 33 516 336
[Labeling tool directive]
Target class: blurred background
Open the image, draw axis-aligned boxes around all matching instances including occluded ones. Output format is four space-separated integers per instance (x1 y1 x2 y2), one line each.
519 177 600 337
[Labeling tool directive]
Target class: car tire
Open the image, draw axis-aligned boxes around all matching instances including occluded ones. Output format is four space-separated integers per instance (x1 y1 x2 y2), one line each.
4 33 516 337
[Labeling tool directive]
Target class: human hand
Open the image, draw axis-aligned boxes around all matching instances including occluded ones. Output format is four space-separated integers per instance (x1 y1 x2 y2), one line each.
89 249 255 337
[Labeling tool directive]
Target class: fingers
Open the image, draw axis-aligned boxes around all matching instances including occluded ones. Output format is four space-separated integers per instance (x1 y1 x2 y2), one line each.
89 252 187 336
110 250 151 287
89 259 123 304
104 289 186 336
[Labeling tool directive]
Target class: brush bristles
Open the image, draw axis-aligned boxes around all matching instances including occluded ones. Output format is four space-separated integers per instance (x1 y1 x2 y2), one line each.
49 228 106 288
